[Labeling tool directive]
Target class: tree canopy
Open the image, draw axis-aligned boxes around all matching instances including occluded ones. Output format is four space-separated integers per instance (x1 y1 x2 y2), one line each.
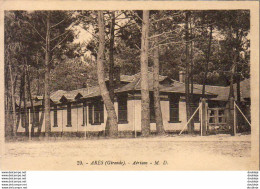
5 10 250 97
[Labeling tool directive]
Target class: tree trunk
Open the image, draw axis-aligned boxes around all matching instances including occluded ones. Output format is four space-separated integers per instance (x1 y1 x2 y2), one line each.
189 15 194 98
153 36 164 135
6 97 12 137
105 11 116 136
235 32 241 102
36 51 41 95
190 41 194 98
9 64 17 137
236 72 241 102
228 52 237 134
235 40 242 129
26 64 36 137
4 66 10 136
44 12 51 137
97 11 118 138
185 11 192 134
229 97 235 136
108 11 116 103
37 95 45 137
189 17 195 131
235 30 241 103
202 25 213 97
140 10 150 137
229 56 236 99
16 73 24 130
23 65 28 137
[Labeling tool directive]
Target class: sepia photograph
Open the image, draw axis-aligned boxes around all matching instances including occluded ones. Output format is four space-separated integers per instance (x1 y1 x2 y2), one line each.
0 1 259 171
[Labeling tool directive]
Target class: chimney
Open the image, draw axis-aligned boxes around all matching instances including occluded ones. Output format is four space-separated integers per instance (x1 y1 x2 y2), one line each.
179 71 185 83
83 79 91 88
114 66 121 87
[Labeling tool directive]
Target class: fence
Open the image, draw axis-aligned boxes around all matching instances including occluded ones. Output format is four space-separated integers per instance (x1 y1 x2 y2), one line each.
179 98 251 136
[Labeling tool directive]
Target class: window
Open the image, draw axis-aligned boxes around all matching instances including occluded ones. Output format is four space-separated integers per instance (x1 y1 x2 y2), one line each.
208 109 215 123
67 103 72 127
94 102 104 124
89 104 93 124
208 108 226 125
218 109 225 124
35 106 40 127
89 100 104 125
82 102 87 126
53 105 58 127
21 108 29 128
118 94 128 123
150 93 155 123
169 95 180 122
190 100 200 122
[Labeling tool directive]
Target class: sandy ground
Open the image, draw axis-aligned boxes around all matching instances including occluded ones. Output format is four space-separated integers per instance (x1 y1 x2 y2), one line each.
0 134 254 170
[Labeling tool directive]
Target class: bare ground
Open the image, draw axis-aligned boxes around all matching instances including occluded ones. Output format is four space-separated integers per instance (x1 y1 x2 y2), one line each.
1 134 253 170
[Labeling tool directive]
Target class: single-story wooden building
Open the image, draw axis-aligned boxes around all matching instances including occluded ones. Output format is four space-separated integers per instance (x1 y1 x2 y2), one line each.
16 71 250 137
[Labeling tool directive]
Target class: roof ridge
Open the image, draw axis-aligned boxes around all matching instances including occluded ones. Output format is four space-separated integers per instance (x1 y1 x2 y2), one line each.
171 79 229 88
170 79 217 96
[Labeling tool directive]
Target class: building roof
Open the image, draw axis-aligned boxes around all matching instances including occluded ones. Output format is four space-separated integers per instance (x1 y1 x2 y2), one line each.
116 72 167 93
50 90 67 102
234 78 250 100
162 80 216 96
50 71 216 103
192 78 250 101
80 86 101 98
192 84 230 101
26 72 250 106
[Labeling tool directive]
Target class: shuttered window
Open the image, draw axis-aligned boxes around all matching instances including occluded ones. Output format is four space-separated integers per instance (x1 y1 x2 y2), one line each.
118 94 128 123
53 105 58 127
169 95 180 122
21 109 29 128
35 106 40 127
150 93 155 123
89 104 93 124
67 103 72 126
89 100 104 125
94 101 104 124
100 103 104 123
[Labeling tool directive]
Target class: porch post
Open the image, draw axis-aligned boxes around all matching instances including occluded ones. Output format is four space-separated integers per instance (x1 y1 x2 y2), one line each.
201 98 207 136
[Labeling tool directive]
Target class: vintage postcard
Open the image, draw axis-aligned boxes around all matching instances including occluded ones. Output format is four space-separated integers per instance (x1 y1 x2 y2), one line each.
0 1 259 171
